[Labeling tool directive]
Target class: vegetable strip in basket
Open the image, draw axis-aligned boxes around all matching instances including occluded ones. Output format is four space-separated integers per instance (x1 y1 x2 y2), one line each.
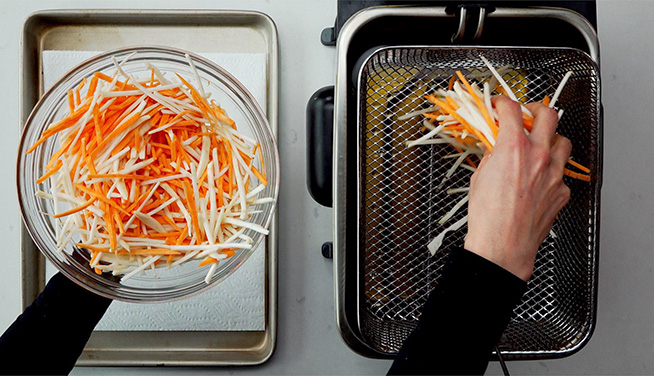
28 54 273 283
403 55 590 255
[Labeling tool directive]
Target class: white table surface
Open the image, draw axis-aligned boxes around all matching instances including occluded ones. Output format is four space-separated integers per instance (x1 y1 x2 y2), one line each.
0 0 652 374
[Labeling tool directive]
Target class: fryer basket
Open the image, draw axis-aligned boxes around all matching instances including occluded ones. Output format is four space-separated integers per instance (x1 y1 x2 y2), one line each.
356 47 601 357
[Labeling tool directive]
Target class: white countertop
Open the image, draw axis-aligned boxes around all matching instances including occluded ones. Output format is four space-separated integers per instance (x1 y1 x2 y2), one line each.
1 0 653 374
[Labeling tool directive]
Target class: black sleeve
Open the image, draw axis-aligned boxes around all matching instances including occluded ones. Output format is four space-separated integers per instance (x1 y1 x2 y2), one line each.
0 272 112 375
388 247 528 375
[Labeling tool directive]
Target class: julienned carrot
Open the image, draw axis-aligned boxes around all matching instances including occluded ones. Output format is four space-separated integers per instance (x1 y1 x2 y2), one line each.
53 197 95 218
567 159 591 174
36 159 63 184
455 71 498 138
30 54 273 282
198 257 218 267
564 168 591 182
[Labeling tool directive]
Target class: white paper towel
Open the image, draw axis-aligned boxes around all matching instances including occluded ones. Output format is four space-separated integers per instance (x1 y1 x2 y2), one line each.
42 50 267 331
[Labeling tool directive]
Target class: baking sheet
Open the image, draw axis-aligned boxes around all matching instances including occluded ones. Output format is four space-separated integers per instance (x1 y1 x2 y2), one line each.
21 10 278 366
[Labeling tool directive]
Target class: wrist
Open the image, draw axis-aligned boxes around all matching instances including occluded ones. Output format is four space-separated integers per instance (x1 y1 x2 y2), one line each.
464 236 534 281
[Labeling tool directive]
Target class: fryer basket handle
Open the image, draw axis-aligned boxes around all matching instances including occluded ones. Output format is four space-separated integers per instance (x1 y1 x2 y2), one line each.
306 86 334 207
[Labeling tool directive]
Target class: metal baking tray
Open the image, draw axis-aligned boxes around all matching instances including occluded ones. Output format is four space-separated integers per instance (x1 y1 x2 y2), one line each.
20 9 279 366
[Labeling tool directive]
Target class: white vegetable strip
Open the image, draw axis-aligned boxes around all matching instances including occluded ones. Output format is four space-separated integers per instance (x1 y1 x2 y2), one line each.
121 256 162 282
438 195 469 225
427 215 468 256
406 123 446 148
398 106 439 121
549 71 573 109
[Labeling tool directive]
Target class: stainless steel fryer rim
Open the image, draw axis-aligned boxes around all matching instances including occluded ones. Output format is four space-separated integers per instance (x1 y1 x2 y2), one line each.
354 45 601 358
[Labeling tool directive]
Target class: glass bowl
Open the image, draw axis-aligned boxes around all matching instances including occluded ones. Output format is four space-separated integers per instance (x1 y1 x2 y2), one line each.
17 46 279 302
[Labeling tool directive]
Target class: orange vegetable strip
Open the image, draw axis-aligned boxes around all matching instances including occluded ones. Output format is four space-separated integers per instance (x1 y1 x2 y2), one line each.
113 210 126 234
115 249 182 255
88 174 150 180
134 128 141 153
90 250 101 265
568 159 590 174
110 131 136 157
94 71 114 83
36 159 63 184
198 257 218 267
448 73 457 91
74 79 84 106
68 90 75 114
523 116 534 132
542 95 551 106
53 197 95 218
174 74 214 121
69 148 83 181
26 109 89 155
256 144 266 180
456 71 498 138
221 249 236 258
251 166 268 186
175 225 188 245
143 231 182 238
85 156 99 179
93 105 103 142
237 149 253 165
217 175 224 207
182 180 203 241
224 139 234 195
73 183 129 215
104 205 117 250
445 96 460 111
86 76 99 99
564 168 591 182
210 104 236 127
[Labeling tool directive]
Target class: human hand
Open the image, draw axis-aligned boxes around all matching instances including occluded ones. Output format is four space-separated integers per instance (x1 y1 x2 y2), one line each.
464 96 571 281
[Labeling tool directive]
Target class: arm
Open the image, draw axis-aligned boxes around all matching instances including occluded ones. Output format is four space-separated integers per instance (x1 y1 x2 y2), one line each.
0 272 112 375
390 97 571 375
388 247 527 375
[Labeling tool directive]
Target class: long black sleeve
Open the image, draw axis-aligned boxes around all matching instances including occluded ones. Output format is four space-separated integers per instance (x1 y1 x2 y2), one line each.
0 272 112 375
388 247 528 375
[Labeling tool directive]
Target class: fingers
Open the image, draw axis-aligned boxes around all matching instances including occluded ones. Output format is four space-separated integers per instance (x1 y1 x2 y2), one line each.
492 96 524 140
550 135 572 171
525 102 559 147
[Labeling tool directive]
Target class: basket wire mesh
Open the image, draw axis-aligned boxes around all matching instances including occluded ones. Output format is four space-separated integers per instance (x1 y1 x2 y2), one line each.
357 47 600 357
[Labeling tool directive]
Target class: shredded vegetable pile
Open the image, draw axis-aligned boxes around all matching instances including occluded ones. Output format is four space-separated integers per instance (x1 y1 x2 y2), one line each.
27 54 273 283
403 56 590 255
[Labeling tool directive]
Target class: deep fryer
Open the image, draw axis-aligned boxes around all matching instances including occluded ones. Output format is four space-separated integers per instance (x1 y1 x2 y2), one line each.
307 1 602 360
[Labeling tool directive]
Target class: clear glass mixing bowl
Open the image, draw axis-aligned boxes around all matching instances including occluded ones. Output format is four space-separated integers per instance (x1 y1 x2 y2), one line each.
17 46 279 302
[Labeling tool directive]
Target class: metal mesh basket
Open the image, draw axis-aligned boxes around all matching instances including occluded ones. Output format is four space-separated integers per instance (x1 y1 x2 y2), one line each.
357 47 600 357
